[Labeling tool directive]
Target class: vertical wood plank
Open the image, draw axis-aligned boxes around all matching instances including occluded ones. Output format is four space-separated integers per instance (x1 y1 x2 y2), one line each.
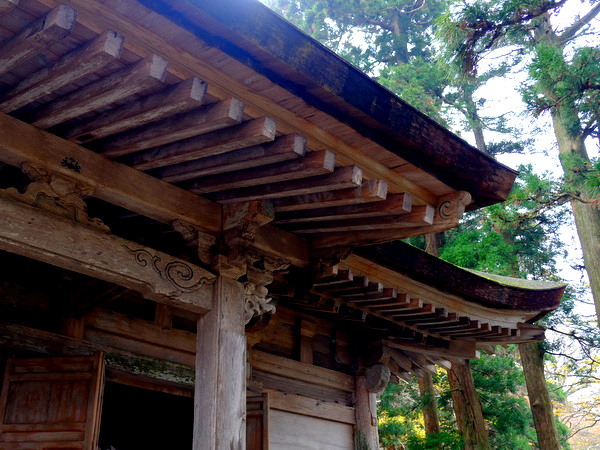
354 376 379 450
194 275 246 450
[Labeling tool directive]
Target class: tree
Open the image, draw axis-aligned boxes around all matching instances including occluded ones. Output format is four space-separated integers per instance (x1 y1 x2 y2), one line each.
437 0 600 323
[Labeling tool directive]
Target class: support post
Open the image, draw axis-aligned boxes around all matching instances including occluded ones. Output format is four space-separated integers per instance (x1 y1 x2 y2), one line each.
194 261 246 450
355 375 380 450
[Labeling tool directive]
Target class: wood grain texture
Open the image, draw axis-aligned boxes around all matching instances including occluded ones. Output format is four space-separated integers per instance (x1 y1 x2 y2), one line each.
0 0 18 16
0 112 222 233
0 354 104 449
155 133 306 183
266 390 355 425
272 179 387 212
0 4 76 77
64 77 207 142
187 148 334 194
194 275 246 450
0 30 124 114
30 55 169 129
96 97 245 157
213 165 362 203
128 116 277 170
0 197 215 313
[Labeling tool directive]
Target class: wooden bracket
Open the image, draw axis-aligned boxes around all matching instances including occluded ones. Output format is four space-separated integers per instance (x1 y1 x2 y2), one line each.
364 364 391 394
171 219 217 266
436 191 472 226
0 162 109 232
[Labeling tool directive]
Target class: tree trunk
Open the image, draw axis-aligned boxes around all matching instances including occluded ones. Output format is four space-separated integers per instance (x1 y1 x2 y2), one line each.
534 15 600 324
552 109 600 324
418 372 441 435
519 342 561 449
447 360 490 450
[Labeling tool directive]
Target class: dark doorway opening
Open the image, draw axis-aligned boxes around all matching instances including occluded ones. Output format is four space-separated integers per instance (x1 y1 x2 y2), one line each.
98 382 193 450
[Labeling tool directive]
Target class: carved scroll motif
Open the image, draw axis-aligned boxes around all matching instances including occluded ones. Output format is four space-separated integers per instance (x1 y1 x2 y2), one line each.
0 162 109 233
125 246 216 296
437 191 472 224
243 264 281 325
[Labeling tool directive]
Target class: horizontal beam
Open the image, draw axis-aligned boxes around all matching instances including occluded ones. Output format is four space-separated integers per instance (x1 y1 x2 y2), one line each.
64 76 207 142
0 30 124 113
0 4 76 77
0 112 221 233
0 196 215 313
0 320 195 386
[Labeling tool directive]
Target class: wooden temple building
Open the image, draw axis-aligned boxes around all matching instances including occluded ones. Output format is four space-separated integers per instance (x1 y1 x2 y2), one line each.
0 0 566 448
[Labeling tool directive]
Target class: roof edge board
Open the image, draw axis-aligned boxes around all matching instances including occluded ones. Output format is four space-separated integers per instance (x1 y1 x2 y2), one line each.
146 0 518 208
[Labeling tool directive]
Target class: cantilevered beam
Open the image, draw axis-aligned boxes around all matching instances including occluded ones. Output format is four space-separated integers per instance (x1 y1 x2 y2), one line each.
0 196 215 313
0 30 124 113
154 133 307 182
0 112 221 233
63 77 207 142
0 0 18 17
29 55 169 129
0 4 76 77
126 116 277 170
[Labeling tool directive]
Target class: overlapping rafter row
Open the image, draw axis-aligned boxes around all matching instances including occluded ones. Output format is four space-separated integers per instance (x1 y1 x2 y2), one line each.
0 2 468 243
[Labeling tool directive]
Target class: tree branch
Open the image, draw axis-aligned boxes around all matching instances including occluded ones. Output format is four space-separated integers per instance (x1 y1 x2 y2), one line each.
558 3 600 45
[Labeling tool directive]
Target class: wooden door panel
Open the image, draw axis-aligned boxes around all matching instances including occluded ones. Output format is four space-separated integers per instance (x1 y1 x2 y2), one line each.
247 393 269 450
0 354 104 449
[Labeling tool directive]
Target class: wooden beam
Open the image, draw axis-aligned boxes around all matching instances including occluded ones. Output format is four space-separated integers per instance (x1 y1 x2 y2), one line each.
285 205 434 234
186 149 335 194
0 320 195 387
126 116 277 170
0 30 124 113
0 196 215 313
266 390 355 425
385 339 480 360
0 0 18 17
63 77 207 142
213 165 363 203
29 55 169 129
0 4 76 77
253 225 309 268
0 112 221 233
66 280 127 318
308 221 458 248
250 349 355 392
95 97 245 157
272 179 387 212
274 192 408 224
154 133 306 183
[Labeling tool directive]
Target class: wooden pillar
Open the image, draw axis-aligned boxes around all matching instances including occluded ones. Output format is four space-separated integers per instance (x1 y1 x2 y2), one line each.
355 376 379 450
194 263 246 450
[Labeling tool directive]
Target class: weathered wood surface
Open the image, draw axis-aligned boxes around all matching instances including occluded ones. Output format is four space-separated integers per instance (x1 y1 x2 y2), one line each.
250 349 354 392
0 4 76 77
247 394 269 450
194 275 246 450
274 192 409 223
354 376 379 450
0 196 215 313
0 320 196 387
97 97 245 157
0 0 18 17
30 55 169 129
0 354 104 449
64 77 207 142
127 116 277 170
266 390 355 425
269 410 354 450
156 133 306 182
272 180 387 212
0 112 221 233
214 165 362 203
0 30 124 114
188 148 335 194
